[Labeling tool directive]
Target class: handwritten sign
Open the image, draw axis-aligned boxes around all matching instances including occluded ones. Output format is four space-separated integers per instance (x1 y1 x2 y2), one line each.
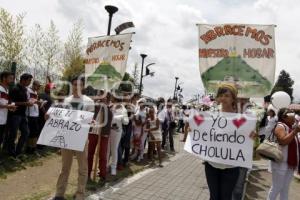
198 24 276 98
37 107 94 151
84 33 133 90
184 111 256 168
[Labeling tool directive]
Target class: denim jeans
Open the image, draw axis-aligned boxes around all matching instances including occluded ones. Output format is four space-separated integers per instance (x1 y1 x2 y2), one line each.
7 115 30 155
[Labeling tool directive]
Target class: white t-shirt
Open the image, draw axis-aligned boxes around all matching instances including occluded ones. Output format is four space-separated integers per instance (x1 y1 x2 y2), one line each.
26 87 39 117
63 95 95 112
111 104 129 133
178 109 184 120
135 108 147 123
0 85 9 125
183 109 190 123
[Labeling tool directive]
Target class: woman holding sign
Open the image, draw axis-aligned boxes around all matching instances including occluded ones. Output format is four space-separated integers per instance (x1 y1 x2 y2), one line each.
267 108 300 200
204 83 246 200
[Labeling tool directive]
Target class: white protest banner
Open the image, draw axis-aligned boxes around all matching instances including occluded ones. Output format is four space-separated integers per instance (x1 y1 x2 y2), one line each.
198 24 276 98
184 111 257 168
84 33 133 90
37 107 94 152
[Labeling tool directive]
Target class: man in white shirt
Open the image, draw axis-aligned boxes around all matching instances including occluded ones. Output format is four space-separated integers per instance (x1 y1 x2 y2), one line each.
158 99 176 152
0 71 16 150
53 77 94 200
26 80 41 154
177 106 184 133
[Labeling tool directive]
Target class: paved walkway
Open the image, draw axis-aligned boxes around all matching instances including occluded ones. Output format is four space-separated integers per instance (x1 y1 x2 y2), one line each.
88 135 300 200
88 134 210 200
89 153 209 200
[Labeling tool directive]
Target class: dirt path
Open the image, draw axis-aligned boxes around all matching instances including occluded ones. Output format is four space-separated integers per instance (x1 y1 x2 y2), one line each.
0 154 79 200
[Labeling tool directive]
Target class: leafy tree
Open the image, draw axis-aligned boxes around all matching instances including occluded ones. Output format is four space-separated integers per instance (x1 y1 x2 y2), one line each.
62 20 85 80
25 24 45 80
118 72 135 93
271 70 294 100
62 57 85 80
0 8 26 75
42 20 62 80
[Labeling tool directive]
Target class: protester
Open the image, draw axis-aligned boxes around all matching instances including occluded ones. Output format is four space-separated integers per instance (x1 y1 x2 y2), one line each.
0 71 16 150
267 108 300 200
136 98 148 161
26 80 42 154
158 98 176 152
107 96 128 175
182 105 190 142
176 105 184 133
204 83 253 200
146 105 163 167
258 95 272 143
52 76 94 200
264 105 278 139
6 73 34 157
88 90 112 183
131 109 144 161
118 93 134 168
39 82 55 128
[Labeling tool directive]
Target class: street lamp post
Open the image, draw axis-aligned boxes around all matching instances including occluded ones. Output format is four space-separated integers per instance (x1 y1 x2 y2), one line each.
173 77 179 100
176 82 183 101
105 5 118 36
139 62 155 95
139 54 147 95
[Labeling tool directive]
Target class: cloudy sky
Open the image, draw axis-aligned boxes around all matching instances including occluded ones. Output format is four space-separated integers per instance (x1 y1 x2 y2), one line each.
1 0 300 102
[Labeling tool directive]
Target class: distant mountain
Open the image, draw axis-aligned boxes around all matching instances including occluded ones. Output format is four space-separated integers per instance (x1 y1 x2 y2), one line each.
201 56 272 97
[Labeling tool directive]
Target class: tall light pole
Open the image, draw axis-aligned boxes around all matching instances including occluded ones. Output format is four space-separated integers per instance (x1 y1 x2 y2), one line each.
139 54 147 95
173 77 179 100
105 5 118 36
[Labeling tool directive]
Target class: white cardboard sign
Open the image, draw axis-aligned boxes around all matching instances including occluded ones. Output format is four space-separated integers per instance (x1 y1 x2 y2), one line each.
184 111 256 168
37 107 94 151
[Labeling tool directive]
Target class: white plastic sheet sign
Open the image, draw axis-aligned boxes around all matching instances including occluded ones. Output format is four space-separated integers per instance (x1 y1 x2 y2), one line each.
184 111 256 168
37 107 94 151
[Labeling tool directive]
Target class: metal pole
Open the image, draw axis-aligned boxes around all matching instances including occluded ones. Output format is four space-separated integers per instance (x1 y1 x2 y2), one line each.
139 54 147 95
107 14 112 35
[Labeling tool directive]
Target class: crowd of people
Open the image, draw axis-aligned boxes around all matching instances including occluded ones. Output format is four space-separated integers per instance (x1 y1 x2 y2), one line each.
1 72 300 200
0 72 54 158
0 72 184 200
